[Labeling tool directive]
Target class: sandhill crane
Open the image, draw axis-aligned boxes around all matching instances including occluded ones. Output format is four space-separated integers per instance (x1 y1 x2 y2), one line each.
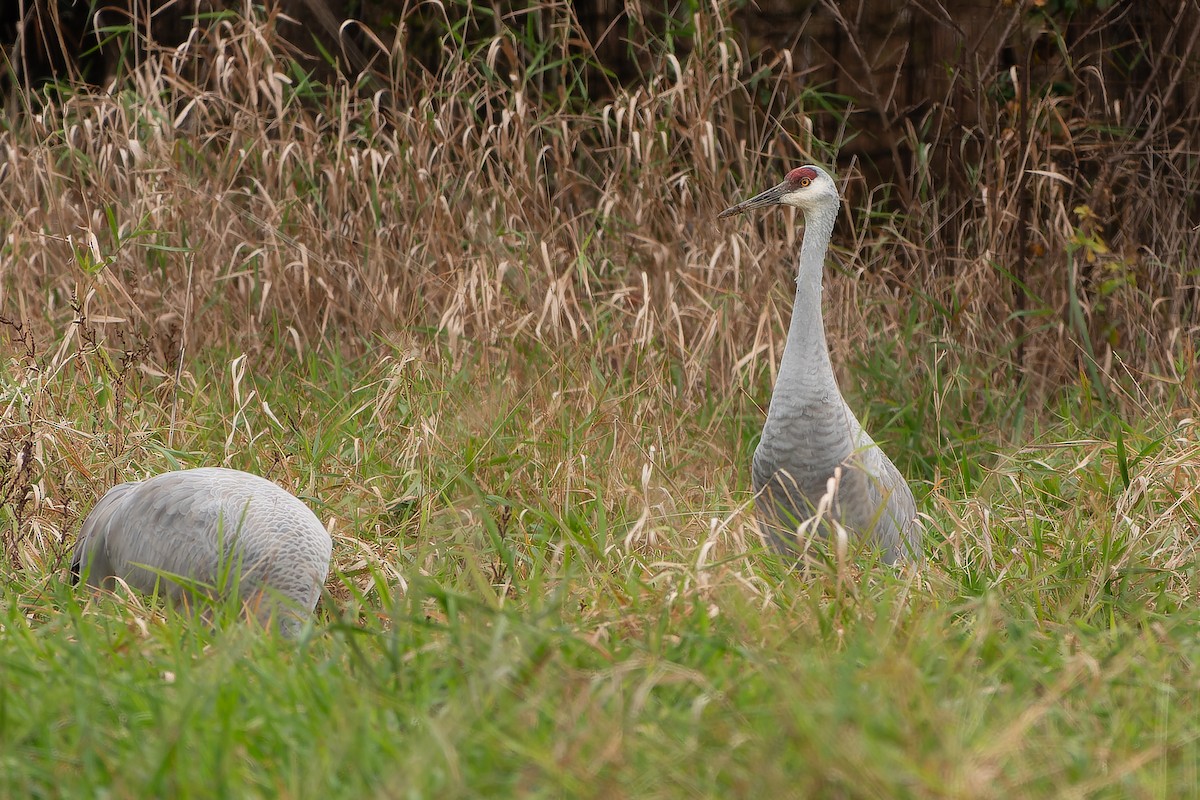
72 467 333 635
719 164 920 565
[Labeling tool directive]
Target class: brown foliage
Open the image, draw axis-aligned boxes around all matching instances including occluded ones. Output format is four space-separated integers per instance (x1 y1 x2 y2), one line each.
0 0 1195 406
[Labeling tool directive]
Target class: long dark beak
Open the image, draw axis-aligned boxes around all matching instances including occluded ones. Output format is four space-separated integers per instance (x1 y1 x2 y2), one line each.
717 181 788 219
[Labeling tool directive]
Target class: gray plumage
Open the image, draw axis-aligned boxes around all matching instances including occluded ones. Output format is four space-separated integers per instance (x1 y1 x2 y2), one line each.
72 467 333 634
719 165 920 564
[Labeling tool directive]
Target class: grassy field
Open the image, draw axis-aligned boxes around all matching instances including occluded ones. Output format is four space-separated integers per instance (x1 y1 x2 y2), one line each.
2 3 1200 797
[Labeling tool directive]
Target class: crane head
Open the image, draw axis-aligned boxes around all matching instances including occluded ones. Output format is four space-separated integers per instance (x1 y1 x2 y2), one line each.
717 165 838 218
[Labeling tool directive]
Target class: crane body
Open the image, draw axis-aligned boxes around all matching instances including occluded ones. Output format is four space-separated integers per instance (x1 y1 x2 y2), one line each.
719 165 920 564
72 467 333 634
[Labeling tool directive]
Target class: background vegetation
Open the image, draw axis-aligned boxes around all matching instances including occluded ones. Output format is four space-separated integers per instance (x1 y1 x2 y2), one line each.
1 0 1198 796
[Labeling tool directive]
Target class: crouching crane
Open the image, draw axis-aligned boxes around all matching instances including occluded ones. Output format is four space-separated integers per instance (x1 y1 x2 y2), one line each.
72 467 333 635
718 165 921 565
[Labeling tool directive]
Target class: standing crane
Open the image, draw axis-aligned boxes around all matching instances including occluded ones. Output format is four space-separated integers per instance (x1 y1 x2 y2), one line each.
718 164 920 565
72 467 333 635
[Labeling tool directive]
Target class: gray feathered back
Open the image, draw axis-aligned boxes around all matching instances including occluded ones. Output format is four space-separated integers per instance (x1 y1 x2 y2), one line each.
73 467 333 635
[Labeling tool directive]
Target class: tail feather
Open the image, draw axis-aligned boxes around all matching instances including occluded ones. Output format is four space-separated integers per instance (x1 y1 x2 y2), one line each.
69 546 82 585
73 481 138 586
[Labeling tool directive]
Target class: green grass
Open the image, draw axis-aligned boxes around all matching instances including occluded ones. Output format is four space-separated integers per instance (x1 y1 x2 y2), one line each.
3 335 1200 798
2 2 1199 795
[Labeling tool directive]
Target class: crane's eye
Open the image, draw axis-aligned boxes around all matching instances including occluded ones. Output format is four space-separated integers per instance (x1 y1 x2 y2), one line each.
799 177 811 187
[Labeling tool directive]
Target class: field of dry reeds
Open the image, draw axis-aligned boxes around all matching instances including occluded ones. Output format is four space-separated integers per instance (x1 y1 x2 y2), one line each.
1 1 1199 796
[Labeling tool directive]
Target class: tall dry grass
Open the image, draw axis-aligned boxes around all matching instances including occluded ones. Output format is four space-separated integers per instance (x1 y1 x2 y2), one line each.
1 2 1196 383
0 0 1197 566
3 9 1200 793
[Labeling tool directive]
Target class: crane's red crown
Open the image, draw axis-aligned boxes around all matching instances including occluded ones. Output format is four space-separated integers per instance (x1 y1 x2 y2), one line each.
784 166 819 186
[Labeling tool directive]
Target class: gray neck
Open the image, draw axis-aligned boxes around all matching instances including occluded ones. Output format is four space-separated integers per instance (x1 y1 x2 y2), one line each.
764 201 840 423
